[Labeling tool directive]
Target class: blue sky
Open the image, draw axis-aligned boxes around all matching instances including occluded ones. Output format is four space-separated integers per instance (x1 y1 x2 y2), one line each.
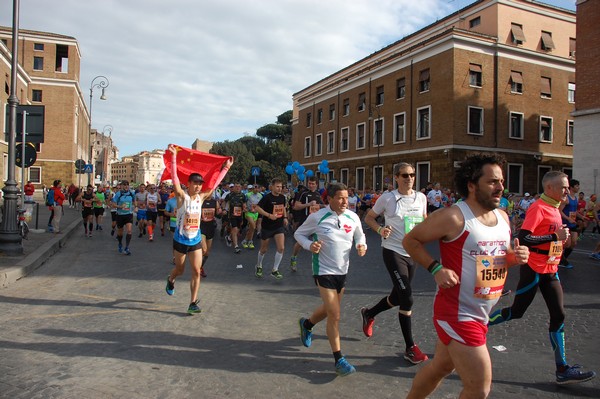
0 0 576 157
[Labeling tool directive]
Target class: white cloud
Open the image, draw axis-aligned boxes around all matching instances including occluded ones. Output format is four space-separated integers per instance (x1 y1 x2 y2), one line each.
0 0 574 156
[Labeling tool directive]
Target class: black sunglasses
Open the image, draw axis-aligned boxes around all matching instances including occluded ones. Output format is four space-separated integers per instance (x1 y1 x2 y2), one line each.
400 173 416 178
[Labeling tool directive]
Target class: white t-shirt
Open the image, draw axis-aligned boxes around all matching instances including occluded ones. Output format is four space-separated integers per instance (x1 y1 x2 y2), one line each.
371 190 428 256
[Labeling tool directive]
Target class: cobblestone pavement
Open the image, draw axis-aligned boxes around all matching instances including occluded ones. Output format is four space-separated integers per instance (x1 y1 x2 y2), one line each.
0 207 598 398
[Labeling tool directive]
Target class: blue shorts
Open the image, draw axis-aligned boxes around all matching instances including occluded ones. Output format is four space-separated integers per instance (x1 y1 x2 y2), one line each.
137 209 147 221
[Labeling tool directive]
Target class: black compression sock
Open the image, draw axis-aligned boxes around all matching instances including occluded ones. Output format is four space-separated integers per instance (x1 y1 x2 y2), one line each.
399 313 414 349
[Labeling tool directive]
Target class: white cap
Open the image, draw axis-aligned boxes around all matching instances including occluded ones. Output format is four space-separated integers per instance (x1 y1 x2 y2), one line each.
229 183 234 187
524 192 530 197
247 184 253 189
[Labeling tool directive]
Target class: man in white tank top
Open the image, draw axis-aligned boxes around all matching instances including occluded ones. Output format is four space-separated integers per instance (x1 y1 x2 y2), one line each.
403 154 529 399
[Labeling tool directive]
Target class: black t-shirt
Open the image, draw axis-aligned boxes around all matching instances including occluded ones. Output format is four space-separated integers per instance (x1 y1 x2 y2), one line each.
297 190 324 223
82 192 94 209
225 192 246 218
258 193 286 230
201 198 217 225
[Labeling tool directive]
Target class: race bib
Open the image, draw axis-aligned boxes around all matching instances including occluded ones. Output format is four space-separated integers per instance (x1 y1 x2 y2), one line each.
83 199 93 208
547 241 563 266
184 213 200 232
148 201 157 210
474 255 507 300
404 215 424 233
122 201 131 211
233 206 242 217
273 204 284 218
202 208 215 222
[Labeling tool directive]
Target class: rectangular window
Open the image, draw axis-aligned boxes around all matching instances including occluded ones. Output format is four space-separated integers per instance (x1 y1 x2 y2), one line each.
306 112 312 127
568 82 575 103
356 123 366 149
329 104 335 120
507 163 523 195
396 78 406 99
393 113 406 143
509 112 524 139
340 127 349 152
28 166 41 184
340 168 349 186
328 170 335 182
510 71 523 93
34 43 44 51
33 56 44 71
468 106 484 135
55 44 69 73
539 116 553 143
416 162 430 193
375 85 384 106
327 131 335 154
373 166 383 192
315 133 323 156
566 120 574 146
356 167 365 191
317 108 323 124
419 69 430 92
538 166 552 194
304 137 312 157
469 64 482 87
469 16 481 29
569 38 576 58
358 92 366 112
373 119 384 147
343 98 350 116
416 106 431 139
32 89 43 102
541 31 555 51
541 76 552 99
511 23 526 45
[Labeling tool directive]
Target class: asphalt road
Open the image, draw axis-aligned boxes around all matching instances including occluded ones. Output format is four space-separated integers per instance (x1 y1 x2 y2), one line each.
0 212 598 398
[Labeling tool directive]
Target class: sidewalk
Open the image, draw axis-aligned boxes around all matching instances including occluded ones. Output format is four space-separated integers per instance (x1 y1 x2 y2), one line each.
0 202 81 287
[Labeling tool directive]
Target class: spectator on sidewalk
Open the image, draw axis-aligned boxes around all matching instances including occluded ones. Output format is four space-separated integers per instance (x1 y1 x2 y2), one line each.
50 180 65 234
23 181 35 202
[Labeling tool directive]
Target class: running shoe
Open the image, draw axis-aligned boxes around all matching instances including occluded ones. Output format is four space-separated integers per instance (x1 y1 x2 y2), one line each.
335 357 356 377
255 266 263 278
98 225 103 230
138 232 143 238
589 253 600 260
111 229 115 236
290 256 298 272
124 247 131 256
271 270 283 280
404 344 429 364
558 262 574 269
298 317 312 347
242 240 249 249
118 243 123 253
200 268 207 278
187 300 201 315
165 276 175 295
234 246 241 254
248 241 255 249
556 364 596 385
225 235 232 247
360 307 374 337
149 234 154 242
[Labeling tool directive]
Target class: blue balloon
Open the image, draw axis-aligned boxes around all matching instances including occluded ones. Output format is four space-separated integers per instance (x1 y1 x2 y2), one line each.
317 164 323 173
292 161 300 169
297 165 305 174
285 165 294 175
297 173 305 181
306 170 314 177
322 167 330 174
322 159 329 166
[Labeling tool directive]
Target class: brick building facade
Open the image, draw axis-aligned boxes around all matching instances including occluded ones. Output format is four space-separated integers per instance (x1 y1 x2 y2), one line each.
292 0 575 195
0 27 90 191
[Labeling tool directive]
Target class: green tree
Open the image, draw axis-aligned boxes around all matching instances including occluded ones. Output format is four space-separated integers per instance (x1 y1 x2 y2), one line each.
210 140 255 183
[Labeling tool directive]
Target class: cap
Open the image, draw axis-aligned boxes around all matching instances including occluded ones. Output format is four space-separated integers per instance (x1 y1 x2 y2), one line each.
247 184 253 189
524 192 530 197
229 183 234 187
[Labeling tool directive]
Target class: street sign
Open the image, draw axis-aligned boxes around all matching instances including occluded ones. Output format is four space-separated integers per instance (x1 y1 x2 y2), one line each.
75 159 86 172
251 166 261 176
84 164 93 174
4 105 45 143
15 142 37 168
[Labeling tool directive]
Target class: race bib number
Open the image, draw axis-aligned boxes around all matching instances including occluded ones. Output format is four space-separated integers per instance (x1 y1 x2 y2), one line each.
404 215 424 233
273 204 284 218
568 211 577 222
83 199 93 208
233 206 242 217
474 255 507 300
202 208 215 222
348 202 356 212
547 241 563 266
184 213 200 232
122 201 131 211
148 201 157 210
309 204 320 214
138 202 147 209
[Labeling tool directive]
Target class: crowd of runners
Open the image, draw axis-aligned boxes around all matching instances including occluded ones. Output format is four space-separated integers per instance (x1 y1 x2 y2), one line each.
40 151 599 396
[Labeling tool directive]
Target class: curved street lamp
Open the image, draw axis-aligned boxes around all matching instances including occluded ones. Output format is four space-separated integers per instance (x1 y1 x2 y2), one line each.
88 76 109 184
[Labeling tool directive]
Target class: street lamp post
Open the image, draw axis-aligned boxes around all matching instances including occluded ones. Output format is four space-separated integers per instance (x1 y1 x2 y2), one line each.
100 125 113 183
88 76 109 185
0 0 23 255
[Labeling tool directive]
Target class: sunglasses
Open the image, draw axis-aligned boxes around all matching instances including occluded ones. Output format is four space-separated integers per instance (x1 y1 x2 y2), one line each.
400 173 416 178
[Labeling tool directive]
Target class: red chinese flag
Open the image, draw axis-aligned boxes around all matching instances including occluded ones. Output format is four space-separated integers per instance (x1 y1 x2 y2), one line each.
161 145 232 191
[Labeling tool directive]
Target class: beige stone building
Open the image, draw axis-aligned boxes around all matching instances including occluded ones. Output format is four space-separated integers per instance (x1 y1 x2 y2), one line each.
110 157 138 186
292 0 576 195
1 26 90 191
